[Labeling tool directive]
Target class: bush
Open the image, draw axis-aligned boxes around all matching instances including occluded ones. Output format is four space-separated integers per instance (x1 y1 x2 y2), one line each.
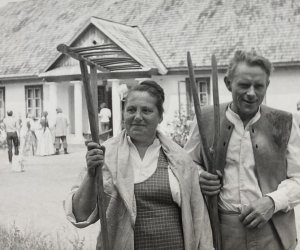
167 111 193 147
0 222 85 250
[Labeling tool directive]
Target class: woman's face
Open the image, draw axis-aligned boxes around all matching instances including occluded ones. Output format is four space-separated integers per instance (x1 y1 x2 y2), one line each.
124 91 162 145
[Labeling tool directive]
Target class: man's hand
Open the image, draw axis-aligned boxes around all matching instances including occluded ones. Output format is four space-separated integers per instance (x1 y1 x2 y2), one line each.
239 196 275 229
86 142 105 177
199 170 222 196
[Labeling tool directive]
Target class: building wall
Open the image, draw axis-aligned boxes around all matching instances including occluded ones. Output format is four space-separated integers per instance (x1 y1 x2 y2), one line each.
1 67 299 142
267 68 300 114
152 73 230 133
0 81 42 121
153 68 300 134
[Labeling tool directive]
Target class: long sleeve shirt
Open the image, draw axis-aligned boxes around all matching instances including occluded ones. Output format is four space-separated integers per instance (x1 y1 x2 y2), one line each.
185 106 300 213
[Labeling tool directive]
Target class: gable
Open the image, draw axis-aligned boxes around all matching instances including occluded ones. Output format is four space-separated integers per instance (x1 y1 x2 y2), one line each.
50 24 112 69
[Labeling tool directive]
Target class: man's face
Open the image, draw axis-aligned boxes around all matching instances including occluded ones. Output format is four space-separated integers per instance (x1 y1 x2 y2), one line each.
226 62 269 122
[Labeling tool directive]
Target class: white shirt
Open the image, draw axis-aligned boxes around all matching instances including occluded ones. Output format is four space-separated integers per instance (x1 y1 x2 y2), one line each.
99 108 111 123
127 136 181 206
3 116 18 132
185 106 300 213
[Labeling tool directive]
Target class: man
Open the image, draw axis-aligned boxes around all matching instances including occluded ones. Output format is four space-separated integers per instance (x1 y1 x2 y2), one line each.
54 108 69 154
185 50 300 250
3 110 19 163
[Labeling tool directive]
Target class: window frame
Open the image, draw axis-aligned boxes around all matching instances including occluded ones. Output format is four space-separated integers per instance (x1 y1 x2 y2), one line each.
185 77 211 119
25 85 43 118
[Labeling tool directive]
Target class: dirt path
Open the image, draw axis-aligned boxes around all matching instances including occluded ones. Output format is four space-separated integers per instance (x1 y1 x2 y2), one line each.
0 146 98 249
0 146 299 249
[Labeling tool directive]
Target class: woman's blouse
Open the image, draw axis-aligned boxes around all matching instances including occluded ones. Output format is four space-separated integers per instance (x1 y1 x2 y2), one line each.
127 136 181 206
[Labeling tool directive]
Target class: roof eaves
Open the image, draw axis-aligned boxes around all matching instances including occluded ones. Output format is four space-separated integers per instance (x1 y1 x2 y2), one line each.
273 61 300 68
0 74 40 81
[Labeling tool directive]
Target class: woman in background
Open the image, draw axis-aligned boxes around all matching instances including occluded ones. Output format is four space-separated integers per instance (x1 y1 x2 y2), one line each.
17 113 37 171
36 111 55 156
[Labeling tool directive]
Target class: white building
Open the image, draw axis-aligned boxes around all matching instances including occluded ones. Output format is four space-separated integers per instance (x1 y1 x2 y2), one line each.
0 0 300 143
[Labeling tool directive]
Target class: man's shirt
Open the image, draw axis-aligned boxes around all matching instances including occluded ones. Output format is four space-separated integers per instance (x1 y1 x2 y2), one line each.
185 106 300 213
3 116 18 133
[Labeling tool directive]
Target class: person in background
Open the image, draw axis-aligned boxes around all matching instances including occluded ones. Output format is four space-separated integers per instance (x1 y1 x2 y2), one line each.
17 113 38 171
54 108 69 155
3 110 19 164
36 111 55 156
64 80 213 250
294 100 300 127
185 50 300 250
98 102 111 132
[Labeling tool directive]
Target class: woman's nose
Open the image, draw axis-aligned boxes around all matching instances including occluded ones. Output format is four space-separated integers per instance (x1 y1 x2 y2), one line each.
133 111 142 120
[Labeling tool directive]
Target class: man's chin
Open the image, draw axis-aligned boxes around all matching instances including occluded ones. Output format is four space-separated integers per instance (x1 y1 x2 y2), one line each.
242 107 258 118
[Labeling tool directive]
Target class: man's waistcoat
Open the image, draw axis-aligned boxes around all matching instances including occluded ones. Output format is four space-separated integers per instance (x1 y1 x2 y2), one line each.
200 103 296 250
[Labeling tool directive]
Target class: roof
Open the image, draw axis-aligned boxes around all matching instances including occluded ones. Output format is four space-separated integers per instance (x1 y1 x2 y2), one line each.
49 17 167 75
0 0 300 76
90 17 167 74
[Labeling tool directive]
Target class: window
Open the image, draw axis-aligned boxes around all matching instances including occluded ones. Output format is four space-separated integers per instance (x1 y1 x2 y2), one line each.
185 77 210 118
25 85 43 118
0 87 5 121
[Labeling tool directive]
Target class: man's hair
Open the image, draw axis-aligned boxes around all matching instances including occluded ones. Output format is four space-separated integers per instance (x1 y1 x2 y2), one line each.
7 110 13 116
225 50 273 81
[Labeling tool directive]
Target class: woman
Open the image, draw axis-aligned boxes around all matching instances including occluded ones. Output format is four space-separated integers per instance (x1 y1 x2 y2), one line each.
64 80 213 250
36 111 55 156
16 113 37 171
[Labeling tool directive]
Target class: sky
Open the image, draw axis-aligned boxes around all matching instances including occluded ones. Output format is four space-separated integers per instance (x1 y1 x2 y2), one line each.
0 0 26 8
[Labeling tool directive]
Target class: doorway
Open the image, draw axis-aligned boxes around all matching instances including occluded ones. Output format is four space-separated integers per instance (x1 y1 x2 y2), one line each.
98 83 112 136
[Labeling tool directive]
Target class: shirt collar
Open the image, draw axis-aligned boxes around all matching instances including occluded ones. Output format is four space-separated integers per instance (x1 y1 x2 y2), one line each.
226 103 261 129
126 134 160 150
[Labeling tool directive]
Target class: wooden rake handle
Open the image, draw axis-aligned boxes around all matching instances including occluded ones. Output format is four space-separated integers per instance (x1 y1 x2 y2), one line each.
187 52 222 250
79 61 110 250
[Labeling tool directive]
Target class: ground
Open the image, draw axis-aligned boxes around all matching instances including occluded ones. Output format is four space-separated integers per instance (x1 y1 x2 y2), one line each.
0 146 299 249
0 145 98 250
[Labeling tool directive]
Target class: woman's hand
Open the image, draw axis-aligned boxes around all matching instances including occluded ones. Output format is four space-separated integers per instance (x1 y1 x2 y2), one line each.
86 142 105 177
199 170 222 196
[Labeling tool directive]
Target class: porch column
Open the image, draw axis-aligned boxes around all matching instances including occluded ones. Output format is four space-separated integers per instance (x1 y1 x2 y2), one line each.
73 81 84 143
111 79 122 136
47 82 57 127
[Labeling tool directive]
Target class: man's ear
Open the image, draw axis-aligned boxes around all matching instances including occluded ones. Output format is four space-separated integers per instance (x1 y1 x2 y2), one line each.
224 76 232 91
266 79 270 88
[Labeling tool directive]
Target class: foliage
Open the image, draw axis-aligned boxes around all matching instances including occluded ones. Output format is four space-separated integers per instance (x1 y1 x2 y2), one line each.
167 110 193 147
0 222 85 250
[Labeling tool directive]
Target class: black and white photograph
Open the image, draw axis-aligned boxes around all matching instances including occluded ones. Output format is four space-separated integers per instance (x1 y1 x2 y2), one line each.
0 0 299 249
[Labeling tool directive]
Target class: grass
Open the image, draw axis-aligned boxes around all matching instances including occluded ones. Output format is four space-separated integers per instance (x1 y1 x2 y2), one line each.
0 222 86 250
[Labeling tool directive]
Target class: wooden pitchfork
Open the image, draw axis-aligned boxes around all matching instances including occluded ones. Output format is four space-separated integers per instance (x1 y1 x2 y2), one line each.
187 52 222 250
